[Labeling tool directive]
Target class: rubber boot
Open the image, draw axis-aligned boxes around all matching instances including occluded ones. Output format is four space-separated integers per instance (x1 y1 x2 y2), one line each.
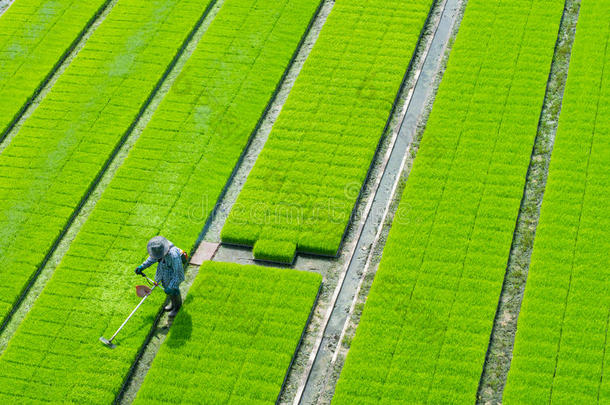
168 293 182 318
163 298 173 312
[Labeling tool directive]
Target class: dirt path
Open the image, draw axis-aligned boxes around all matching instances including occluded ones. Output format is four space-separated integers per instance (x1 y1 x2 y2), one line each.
0 0 14 16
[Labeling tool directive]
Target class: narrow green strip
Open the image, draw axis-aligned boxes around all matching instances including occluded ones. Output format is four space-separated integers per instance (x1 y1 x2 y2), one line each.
0 0 109 137
0 0 216 324
333 0 565 403
221 0 434 259
505 1 610 403
253 240 297 264
0 0 321 402
134 262 321 404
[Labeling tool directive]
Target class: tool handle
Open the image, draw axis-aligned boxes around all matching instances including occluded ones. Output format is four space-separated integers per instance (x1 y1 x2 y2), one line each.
108 283 157 343
139 272 158 286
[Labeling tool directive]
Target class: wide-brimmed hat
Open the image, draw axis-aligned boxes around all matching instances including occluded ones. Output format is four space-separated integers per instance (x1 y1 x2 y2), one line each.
147 236 170 260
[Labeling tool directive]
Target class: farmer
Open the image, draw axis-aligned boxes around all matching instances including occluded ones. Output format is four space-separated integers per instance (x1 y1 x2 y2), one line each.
135 236 187 318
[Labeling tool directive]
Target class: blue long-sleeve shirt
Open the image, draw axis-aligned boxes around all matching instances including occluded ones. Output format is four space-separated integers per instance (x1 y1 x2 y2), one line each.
139 241 185 290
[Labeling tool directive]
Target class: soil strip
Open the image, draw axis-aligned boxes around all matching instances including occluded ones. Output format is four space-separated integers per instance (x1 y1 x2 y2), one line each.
0 0 15 16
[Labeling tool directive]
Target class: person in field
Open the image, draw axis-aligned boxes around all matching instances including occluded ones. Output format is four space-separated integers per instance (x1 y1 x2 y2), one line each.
135 236 187 318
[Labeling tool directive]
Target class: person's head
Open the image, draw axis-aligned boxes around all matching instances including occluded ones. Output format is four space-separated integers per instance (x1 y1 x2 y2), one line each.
147 236 170 261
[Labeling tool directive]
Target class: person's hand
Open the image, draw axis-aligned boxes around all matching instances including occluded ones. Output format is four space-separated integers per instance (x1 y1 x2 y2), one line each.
135 265 144 276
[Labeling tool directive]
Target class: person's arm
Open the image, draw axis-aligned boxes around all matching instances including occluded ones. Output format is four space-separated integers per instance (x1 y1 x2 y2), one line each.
135 256 156 275
140 256 156 269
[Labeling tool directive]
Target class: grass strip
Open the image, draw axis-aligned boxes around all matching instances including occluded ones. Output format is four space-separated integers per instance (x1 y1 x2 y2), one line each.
0 0 110 139
133 261 321 404
504 1 610 403
475 0 580 401
332 0 565 403
0 0 322 402
253 239 297 265
221 0 434 262
0 0 218 326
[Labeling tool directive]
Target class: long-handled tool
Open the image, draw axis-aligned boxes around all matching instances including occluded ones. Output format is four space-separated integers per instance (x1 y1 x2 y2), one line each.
100 272 158 349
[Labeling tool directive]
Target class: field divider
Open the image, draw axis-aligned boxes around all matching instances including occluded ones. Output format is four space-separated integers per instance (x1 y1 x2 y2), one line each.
0 0 115 148
476 0 581 401
0 0 224 343
113 298 166 405
327 0 463 396
0 0 13 16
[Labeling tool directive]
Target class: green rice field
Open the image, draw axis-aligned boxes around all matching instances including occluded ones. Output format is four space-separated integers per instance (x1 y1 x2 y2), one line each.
0 0 607 403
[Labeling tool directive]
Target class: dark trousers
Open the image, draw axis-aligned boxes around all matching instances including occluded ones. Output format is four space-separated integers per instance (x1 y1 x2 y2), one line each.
166 292 182 316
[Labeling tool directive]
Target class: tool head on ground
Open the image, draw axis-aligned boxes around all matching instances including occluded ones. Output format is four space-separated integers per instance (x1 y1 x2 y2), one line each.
147 236 170 260
136 285 152 298
99 336 116 349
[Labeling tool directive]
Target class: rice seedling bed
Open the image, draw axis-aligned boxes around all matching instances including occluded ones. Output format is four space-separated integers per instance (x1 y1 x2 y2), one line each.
0 0 322 401
134 261 321 405
332 0 565 402
504 1 610 402
221 0 435 263
0 0 110 139
0 0 217 325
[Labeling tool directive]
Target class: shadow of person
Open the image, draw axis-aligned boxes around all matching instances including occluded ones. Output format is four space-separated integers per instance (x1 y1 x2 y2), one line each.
166 308 192 348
